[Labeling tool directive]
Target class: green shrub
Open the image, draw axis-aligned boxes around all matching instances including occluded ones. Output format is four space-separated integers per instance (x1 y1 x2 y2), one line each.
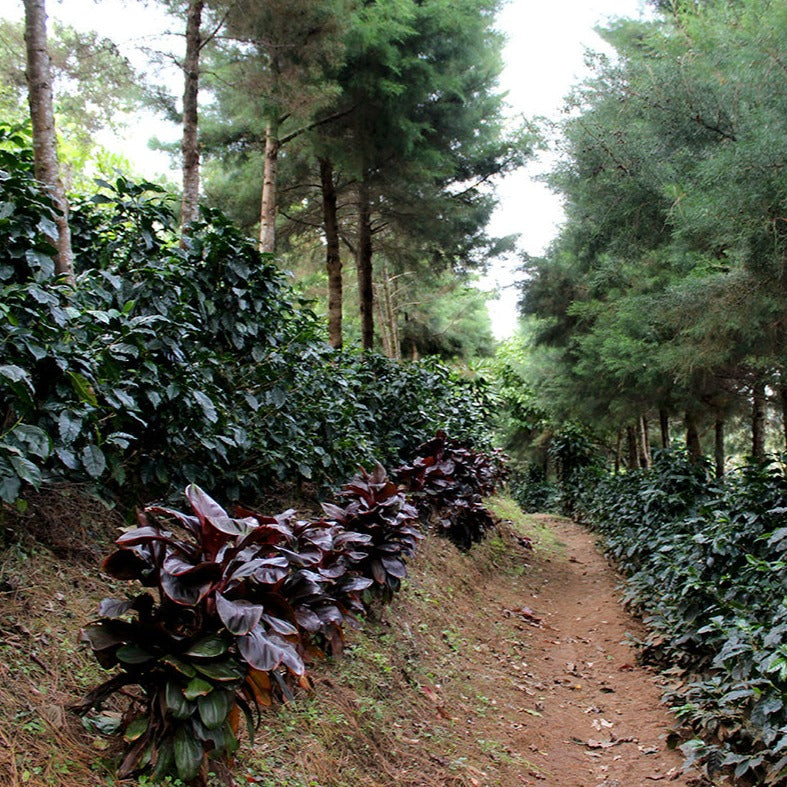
576 452 787 782
0 129 494 507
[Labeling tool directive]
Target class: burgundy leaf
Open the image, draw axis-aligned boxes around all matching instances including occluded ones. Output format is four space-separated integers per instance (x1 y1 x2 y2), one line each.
294 608 322 632
237 625 282 671
185 483 229 523
370 559 386 585
337 576 374 593
101 549 152 581
146 506 200 535
315 605 344 627
98 598 135 618
160 570 214 606
268 633 305 675
116 526 172 547
261 613 298 636
321 502 346 523
216 592 263 636
381 556 407 579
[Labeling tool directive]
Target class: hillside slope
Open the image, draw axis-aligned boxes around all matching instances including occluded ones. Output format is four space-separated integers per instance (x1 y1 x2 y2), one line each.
0 492 702 786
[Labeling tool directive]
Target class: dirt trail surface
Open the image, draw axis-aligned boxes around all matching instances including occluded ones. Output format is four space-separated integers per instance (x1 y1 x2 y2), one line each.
497 514 694 786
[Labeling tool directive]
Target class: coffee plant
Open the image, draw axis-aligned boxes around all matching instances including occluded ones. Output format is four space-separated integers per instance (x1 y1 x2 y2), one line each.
0 128 494 509
573 451 787 783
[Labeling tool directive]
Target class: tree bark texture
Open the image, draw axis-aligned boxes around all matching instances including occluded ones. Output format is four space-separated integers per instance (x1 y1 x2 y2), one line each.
626 425 640 470
659 409 670 449
180 0 203 230
23 0 74 282
259 118 280 253
751 381 767 461
319 158 342 349
638 415 651 469
614 429 623 475
381 268 401 360
356 180 374 351
685 411 702 463
714 417 725 479
781 385 787 449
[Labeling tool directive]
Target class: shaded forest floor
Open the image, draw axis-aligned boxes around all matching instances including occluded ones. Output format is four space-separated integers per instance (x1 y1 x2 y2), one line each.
0 491 708 786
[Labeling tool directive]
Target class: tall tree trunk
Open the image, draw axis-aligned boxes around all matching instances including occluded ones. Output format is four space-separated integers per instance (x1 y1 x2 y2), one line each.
781 384 787 450
373 283 392 357
685 410 702 463
659 409 670 449
614 429 623 475
356 180 374 351
751 381 767 461
180 0 203 230
381 269 400 360
714 416 725 479
259 118 280 253
23 0 73 283
626 425 640 470
639 415 652 468
319 157 342 349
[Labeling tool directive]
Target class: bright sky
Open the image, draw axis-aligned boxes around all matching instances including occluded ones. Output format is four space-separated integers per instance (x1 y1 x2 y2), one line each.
8 0 652 339
484 0 652 338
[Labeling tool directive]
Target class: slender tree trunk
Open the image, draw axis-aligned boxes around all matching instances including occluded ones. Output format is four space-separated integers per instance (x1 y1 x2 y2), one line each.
639 415 652 468
714 416 725 479
614 429 623 475
180 0 203 230
23 0 73 283
373 283 392 357
685 411 702 463
382 270 400 360
659 409 670 449
356 180 374 351
319 157 342 349
259 118 280 253
626 425 640 470
780 385 787 450
751 381 767 461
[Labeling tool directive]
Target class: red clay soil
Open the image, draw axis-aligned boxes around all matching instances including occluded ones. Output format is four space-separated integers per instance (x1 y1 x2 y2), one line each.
492 514 700 786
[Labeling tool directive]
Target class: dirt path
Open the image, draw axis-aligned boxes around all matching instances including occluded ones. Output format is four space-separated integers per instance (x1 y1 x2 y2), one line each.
496 513 695 786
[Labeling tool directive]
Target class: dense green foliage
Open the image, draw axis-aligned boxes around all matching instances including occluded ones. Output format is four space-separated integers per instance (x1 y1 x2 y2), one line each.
0 129 492 507
519 0 787 460
568 453 787 782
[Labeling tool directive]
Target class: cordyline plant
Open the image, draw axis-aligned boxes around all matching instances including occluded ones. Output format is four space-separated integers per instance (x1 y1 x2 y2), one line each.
322 463 423 601
77 485 316 784
395 432 508 550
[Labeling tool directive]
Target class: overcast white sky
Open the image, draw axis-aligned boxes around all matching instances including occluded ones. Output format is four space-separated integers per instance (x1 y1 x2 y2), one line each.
9 0 651 337
484 0 651 338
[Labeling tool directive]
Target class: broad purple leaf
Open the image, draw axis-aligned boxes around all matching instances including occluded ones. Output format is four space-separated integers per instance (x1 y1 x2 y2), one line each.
160 570 213 606
261 613 298 636
116 526 172 547
321 502 347 523
237 625 282 671
294 607 322 632
98 598 135 618
381 556 406 579
216 592 263 636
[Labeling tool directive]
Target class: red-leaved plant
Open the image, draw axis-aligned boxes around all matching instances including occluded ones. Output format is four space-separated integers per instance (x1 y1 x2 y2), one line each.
395 432 508 550
322 463 423 600
78 485 312 784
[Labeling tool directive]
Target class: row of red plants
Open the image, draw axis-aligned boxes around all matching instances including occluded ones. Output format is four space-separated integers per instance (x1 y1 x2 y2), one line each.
77 434 507 784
